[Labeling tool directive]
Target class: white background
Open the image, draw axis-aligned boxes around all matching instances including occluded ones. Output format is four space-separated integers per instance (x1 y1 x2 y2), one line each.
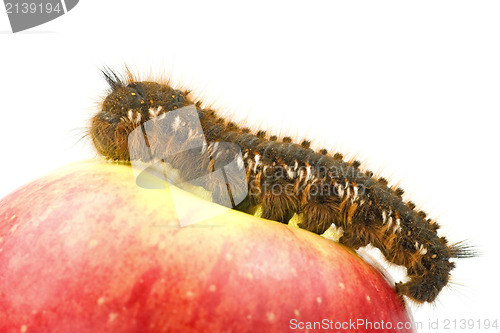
1 1 499 332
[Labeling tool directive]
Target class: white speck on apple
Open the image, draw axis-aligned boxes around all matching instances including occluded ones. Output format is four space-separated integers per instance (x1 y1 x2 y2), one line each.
89 239 98 248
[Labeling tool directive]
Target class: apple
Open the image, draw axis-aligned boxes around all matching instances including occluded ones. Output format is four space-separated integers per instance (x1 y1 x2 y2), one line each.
0 161 415 333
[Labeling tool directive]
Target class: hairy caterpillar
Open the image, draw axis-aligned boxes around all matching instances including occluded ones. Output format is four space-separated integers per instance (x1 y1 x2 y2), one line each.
89 68 474 303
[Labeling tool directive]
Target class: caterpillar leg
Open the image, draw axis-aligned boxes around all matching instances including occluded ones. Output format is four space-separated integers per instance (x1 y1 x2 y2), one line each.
395 259 455 303
259 183 299 223
297 186 342 235
298 202 336 235
234 179 299 223
337 230 370 249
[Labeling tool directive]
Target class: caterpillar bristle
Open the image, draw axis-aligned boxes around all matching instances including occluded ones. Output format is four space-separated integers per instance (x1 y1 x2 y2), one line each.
301 140 311 149
450 241 477 258
333 153 343 160
101 67 124 90
378 177 388 186
283 136 292 143
428 220 440 231
417 211 427 218
257 130 266 138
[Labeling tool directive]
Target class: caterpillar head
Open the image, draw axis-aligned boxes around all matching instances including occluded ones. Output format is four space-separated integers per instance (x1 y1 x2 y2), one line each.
90 69 188 160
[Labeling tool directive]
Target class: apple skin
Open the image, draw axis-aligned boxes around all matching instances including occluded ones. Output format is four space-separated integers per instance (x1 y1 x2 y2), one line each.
0 161 414 333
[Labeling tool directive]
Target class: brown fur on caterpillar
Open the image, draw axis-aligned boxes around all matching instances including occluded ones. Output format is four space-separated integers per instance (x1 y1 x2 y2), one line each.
89 68 475 303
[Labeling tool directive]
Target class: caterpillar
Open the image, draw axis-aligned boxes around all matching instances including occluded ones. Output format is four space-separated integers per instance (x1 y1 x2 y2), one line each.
89 68 474 304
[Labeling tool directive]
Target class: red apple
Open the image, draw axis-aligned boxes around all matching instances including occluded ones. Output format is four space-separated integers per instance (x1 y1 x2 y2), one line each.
0 161 415 333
